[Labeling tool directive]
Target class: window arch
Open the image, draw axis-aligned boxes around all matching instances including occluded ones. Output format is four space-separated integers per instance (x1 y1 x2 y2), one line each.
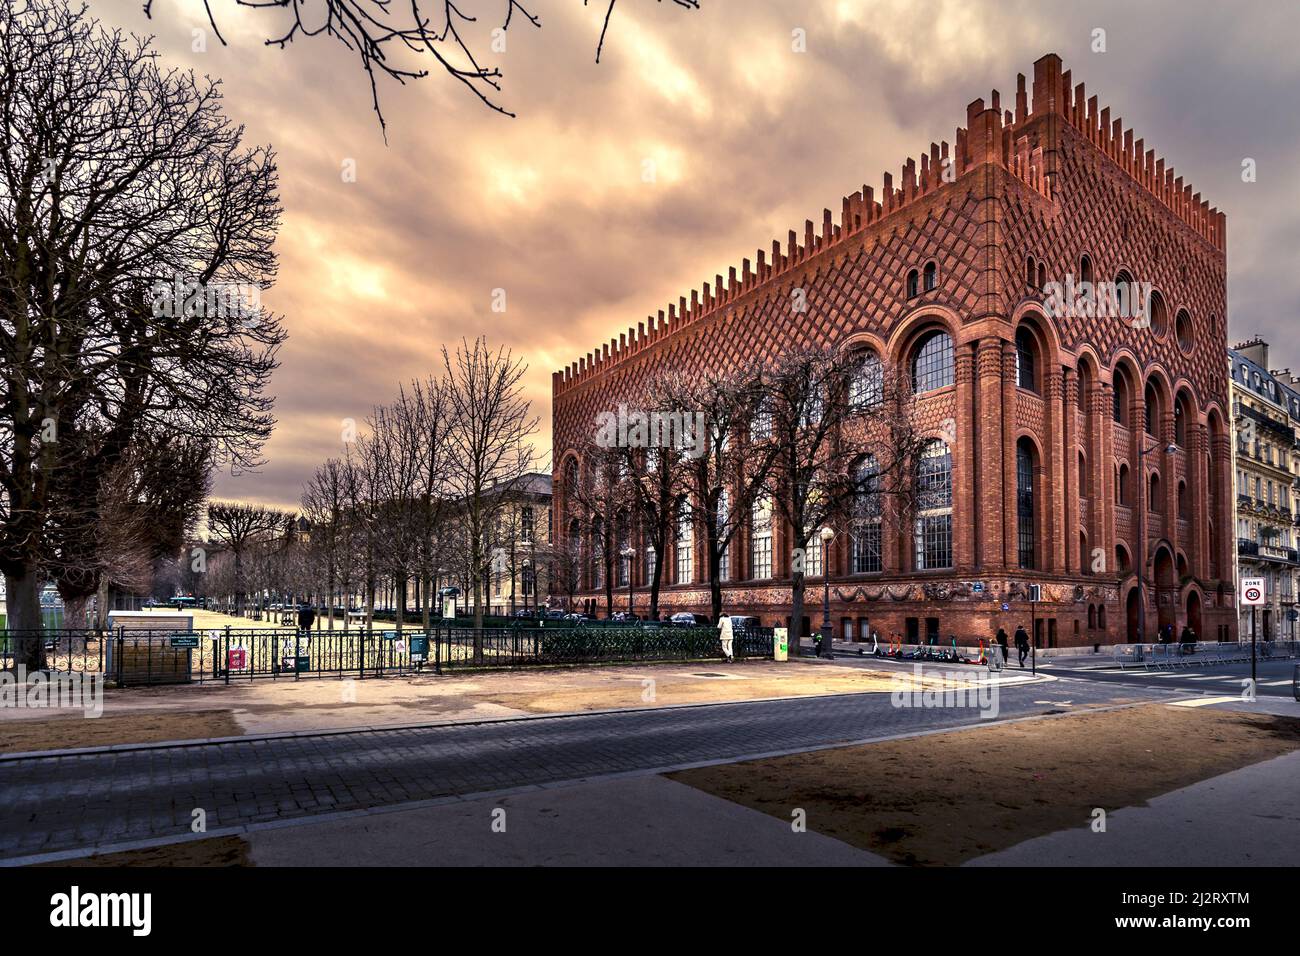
615 509 631 586
1118 463 1132 506
1015 326 1039 392
849 350 883 409
1088 605 1097 629
1037 261 1047 289
717 490 730 582
911 330 954 393
1079 254 1094 285
1016 438 1038 569
1116 544 1131 574
1114 269 1135 318
906 269 919 298
1026 255 1037 289
922 261 937 292
915 439 953 570
1148 471 1162 512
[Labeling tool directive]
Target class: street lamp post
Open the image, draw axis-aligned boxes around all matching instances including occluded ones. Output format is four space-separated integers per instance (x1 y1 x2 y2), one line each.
819 526 835 659
620 545 635 617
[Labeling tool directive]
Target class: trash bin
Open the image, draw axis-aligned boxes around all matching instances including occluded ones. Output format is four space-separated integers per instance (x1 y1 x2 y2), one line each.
774 627 788 662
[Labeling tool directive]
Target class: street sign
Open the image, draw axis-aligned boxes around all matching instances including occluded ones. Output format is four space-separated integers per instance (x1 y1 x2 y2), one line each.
1241 577 1266 606
169 635 199 648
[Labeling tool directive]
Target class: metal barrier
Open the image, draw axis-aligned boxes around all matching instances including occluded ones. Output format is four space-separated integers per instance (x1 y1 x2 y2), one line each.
1 623 772 687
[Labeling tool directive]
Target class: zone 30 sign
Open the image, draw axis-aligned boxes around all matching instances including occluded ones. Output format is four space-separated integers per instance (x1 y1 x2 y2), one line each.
1240 577 1266 607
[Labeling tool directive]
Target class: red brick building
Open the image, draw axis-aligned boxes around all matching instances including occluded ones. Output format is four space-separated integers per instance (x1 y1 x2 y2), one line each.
551 54 1236 648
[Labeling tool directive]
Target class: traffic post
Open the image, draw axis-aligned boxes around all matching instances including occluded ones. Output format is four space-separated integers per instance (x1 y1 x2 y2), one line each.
1241 577 1266 687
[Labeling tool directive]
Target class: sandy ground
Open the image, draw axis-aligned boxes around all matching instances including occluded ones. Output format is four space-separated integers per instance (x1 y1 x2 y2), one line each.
41 836 252 867
0 661 947 751
669 704 1300 866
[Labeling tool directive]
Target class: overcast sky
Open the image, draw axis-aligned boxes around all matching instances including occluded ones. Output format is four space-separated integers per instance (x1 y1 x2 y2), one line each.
93 0 1300 510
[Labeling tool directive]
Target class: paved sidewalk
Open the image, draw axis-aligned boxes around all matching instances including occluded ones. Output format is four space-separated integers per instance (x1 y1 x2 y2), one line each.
966 748 1300 866
249 775 888 866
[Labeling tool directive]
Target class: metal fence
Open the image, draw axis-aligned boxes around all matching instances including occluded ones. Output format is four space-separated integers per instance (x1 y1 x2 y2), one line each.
1111 640 1300 671
0 623 774 687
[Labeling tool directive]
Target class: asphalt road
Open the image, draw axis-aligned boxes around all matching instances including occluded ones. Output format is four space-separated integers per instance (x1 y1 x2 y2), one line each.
0 673 1162 862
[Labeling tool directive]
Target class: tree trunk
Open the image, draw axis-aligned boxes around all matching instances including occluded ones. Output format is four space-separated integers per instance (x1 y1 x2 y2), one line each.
790 575 805 658
5 570 45 668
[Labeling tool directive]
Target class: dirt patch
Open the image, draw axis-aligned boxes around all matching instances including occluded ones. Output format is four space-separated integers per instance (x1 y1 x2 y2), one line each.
669 704 1300 866
480 665 906 714
39 836 251 868
0 709 243 754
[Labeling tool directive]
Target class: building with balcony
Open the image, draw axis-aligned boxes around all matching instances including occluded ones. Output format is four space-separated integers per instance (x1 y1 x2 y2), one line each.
1230 338 1300 639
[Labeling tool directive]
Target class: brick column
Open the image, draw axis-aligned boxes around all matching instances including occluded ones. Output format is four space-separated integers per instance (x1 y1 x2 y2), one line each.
976 338 1007 569
954 343 977 571
1094 382 1115 573
1063 368 1080 574
1191 422 1211 580
1046 366 1068 573
1001 342 1020 569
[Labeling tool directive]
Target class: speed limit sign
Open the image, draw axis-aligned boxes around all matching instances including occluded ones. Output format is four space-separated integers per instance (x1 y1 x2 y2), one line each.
1241 577 1266 606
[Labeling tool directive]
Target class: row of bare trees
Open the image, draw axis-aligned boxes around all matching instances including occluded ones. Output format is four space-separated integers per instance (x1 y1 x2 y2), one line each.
190 339 540 648
561 344 931 648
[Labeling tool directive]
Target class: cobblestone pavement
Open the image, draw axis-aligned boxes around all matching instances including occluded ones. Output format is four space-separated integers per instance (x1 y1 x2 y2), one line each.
0 678 1165 860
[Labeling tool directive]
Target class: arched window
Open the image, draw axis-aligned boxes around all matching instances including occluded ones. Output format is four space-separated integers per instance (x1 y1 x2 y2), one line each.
1148 472 1162 512
675 498 693 584
911 330 954 393
1113 367 1132 425
923 261 937 292
751 399 772 441
849 350 883 409
851 455 882 574
717 490 730 582
1115 545 1131 574
590 516 605 589
1098 605 1107 629
1114 269 1134 318
1038 262 1047 288
1015 326 1038 392
1016 439 1037 569
568 518 582 589
1174 398 1187 447
1118 463 1131 506
906 269 919 298
915 440 953 570
615 510 630 587
1177 480 1188 520
750 495 773 579
1079 254 1094 285
563 458 580 512
1026 255 1037 289
1088 605 1097 629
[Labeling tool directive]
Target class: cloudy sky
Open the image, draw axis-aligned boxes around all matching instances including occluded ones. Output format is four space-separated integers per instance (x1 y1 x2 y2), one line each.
93 0 1300 509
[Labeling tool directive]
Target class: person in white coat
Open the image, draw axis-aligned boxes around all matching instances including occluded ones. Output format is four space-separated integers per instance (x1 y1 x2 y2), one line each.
717 614 735 662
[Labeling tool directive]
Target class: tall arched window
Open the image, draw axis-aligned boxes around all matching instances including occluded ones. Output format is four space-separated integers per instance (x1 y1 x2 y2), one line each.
1113 366 1132 425
1079 254 1094 285
911 330 954 393
1015 327 1038 392
717 490 730 582
906 269 919 298
1026 255 1037 289
915 440 953 570
674 498 693 584
923 261 937 292
591 516 605 589
851 455 882 574
849 350 883 409
615 510 630 587
751 399 772 441
750 495 773 579
1017 439 1037 569
1118 463 1131 506
568 518 582 589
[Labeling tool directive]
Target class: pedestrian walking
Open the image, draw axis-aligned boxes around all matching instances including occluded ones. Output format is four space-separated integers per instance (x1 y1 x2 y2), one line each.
717 614 735 663
996 628 1009 668
1014 624 1030 668
297 603 316 634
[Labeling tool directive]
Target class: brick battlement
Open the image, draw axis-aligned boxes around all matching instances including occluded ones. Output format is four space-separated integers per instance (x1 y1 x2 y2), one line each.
553 52 1225 398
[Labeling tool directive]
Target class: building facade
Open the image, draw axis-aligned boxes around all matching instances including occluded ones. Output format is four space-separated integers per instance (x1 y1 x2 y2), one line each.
1229 339 1300 640
552 54 1236 648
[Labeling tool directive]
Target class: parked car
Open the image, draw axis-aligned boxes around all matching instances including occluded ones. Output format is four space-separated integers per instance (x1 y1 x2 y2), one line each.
727 615 760 633
670 612 711 627
511 608 538 619
543 609 567 620
610 611 640 622
563 612 589 622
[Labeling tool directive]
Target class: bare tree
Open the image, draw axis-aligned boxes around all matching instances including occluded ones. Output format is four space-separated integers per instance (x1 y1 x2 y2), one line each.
657 361 778 624
0 1 285 651
442 338 537 655
206 502 293 616
144 0 701 133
